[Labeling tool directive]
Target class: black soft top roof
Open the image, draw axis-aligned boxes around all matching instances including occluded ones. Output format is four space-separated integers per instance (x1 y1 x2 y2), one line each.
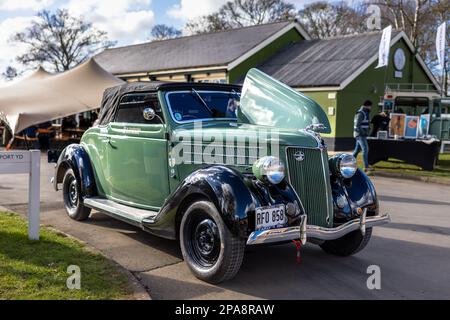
98 81 241 125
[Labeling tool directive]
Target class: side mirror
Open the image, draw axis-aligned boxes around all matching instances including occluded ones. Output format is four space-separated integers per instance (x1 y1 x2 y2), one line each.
143 108 156 121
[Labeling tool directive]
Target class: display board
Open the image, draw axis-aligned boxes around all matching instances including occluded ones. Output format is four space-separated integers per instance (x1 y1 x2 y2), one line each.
389 113 406 138
418 114 431 138
404 116 419 139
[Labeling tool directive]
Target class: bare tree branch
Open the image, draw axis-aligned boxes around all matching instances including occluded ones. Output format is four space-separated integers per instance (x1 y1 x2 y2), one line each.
151 24 182 40
10 9 115 72
185 0 296 34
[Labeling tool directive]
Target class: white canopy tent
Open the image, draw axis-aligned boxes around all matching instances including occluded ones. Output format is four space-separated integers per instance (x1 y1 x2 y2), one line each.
0 58 124 135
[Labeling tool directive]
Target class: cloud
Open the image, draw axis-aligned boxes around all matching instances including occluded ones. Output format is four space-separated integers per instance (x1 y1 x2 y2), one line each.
0 0 54 11
167 0 228 21
291 0 357 9
0 16 36 81
289 0 318 8
166 0 340 21
65 0 155 44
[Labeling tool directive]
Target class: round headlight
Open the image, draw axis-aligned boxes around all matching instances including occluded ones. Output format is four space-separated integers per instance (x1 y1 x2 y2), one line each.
252 156 285 184
338 154 357 178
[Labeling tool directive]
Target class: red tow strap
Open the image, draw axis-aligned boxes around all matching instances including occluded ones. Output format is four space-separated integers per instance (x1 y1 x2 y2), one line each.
292 240 303 264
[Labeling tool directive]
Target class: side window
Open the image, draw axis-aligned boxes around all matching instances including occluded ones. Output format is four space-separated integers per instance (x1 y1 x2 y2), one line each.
115 93 164 124
433 100 441 117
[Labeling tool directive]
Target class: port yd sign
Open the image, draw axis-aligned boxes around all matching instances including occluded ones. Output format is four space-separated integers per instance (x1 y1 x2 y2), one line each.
0 150 40 240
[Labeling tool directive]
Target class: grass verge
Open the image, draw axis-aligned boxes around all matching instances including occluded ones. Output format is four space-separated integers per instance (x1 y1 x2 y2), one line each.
358 154 450 183
0 211 133 300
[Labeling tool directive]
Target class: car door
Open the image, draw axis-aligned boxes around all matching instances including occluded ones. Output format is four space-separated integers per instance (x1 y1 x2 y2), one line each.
104 92 170 210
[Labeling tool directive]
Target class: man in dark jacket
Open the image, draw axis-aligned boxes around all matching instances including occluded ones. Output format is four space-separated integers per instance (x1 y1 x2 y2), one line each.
370 110 390 137
353 100 372 172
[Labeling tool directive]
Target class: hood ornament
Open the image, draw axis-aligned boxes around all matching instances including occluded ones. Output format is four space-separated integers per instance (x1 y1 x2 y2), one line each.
294 151 305 162
302 123 327 150
305 123 326 133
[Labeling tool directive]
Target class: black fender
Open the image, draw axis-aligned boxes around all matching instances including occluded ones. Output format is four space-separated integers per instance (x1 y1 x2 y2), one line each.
53 144 97 198
143 165 304 240
330 169 379 224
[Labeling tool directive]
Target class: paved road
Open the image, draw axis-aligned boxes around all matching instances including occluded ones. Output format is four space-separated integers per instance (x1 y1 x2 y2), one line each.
1 154 449 299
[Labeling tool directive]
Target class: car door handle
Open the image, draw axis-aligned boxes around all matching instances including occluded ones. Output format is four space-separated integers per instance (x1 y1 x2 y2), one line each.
102 137 117 149
108 139 117 149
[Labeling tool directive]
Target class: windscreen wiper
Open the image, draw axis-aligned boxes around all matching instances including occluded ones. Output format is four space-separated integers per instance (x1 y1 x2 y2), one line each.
230 89 241 99
191 89 213 115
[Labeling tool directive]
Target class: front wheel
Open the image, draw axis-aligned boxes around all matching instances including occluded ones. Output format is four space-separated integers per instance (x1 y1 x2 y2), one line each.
320 227 372 256
179 201 245 284
62 168 91 221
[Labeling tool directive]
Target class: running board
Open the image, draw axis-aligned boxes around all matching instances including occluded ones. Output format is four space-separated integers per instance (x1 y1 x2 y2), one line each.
84 197 158 227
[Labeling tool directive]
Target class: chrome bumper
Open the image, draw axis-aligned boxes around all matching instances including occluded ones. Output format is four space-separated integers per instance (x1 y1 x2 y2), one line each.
246 210 390 245
307 211 390 241
247 215 307 246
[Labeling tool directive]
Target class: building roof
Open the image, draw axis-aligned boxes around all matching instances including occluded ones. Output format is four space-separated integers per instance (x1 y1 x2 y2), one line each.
95 21 299 75
257 32 392 88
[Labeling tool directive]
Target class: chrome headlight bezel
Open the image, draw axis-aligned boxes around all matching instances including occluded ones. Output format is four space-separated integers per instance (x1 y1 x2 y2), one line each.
252 156 286 184
330 153 358 179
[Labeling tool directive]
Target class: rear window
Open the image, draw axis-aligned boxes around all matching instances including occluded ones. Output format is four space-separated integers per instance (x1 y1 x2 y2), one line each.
115 93 163 124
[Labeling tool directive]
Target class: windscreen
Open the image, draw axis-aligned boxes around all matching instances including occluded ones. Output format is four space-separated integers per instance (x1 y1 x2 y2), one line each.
238 68 331 133
165 90 240 122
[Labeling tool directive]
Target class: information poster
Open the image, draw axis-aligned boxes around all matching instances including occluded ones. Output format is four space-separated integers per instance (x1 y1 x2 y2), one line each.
418 114 431 138
383 100 394 113
389 113 406 137
404 116 419 139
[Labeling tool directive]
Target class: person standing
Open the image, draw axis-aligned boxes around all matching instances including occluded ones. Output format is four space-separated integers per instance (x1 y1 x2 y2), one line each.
37 121 55 150
353 100 372 172
370 110 390 137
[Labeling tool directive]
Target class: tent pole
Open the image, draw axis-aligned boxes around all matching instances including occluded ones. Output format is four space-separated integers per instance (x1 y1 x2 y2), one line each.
24 135 30 150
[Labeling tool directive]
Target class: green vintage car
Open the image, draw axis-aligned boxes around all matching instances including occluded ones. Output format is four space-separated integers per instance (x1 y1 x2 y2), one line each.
53 69 390 283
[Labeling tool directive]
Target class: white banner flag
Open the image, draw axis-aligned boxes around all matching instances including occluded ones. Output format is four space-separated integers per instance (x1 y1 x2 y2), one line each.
436 22 446 71
376 25 392 69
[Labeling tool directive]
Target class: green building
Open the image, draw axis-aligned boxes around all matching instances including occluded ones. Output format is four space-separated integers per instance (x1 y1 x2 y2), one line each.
95 21 440 150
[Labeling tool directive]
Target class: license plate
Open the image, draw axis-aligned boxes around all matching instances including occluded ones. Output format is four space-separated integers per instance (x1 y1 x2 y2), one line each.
255 204 287 231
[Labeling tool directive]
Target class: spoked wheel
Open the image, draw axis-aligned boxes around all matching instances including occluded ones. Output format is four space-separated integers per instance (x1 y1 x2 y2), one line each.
180 201 245 284
62 169 91 221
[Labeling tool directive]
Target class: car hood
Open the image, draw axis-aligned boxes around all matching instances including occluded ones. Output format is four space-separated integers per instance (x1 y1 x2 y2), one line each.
171 121 320 149
237 68 331 134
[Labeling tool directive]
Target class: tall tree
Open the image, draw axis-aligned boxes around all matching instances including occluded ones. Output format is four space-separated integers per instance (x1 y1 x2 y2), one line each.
151 24 182 40
298 1 368 39
1 66 20 81
371 0 429 46
423 0 450 94
370 0 449 92
11 9 115 72
185 0 296 34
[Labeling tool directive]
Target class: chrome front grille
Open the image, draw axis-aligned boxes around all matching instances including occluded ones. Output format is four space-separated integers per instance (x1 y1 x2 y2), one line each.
286 147 333 227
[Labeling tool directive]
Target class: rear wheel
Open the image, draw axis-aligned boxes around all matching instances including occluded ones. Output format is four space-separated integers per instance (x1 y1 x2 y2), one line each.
180 201 245 284
320 228 372 256
62 168 91 221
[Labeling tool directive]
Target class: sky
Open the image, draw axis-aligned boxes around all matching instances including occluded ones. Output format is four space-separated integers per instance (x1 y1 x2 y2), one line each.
0 0 323 80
